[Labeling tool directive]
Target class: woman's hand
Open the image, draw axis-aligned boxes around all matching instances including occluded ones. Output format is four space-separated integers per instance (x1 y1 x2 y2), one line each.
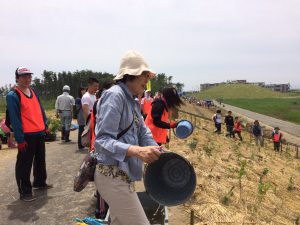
127 146 161 164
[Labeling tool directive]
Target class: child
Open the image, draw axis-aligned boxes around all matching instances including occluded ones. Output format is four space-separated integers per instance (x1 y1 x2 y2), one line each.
224 111 234 138
252 120 263 147
272 127 282 152
212 110 222 134
233 116 243 141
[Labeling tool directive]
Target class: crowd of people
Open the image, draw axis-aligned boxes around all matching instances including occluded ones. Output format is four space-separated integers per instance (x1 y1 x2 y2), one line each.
3 50 188 225
1 51 285 225
212 109 283 151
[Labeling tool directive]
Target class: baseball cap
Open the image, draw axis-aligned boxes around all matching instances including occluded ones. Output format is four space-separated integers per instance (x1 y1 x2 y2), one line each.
15 66 33 76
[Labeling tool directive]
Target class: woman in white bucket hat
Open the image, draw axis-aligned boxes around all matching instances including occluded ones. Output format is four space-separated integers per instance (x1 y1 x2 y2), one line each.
94 50 161 224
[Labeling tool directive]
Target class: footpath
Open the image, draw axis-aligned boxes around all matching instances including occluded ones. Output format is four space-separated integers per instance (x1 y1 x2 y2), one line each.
0 132 187 225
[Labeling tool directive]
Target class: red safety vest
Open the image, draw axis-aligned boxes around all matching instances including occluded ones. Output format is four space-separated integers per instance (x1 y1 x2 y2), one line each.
15 88 45 133
90 111 96 151
273 132 281 142
142 97 153 115
145 101 169 144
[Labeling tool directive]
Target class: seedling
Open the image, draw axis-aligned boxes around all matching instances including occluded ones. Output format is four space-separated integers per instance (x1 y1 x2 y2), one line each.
262 168 269 176
188 138 198 152
220 186 235 205
287 176 295 191
203 145 212 157
258 178 271 203
237 160 247 200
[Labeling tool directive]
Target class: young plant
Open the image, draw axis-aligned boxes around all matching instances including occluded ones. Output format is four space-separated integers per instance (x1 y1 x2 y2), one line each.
188 138 198 152
287 176 295 191
203 145 212 157
237 160 247 200
48 117 61 134
220 186 235 205
258 177 271 203
262 168 269 176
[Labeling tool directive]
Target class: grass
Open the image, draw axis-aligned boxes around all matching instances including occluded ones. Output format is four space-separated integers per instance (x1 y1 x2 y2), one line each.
0 98 56 119
192 84 295 100
223 98 300 124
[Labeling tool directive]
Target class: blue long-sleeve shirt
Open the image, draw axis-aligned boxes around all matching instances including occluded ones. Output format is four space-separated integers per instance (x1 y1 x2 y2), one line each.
94 83 157 181
6 88 48 143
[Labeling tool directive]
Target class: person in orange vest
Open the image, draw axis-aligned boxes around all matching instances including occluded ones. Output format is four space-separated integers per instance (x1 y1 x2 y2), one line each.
6 67 52 202
145 87 184 145
141 90 153 119
272 127 282 152
233 116 243 141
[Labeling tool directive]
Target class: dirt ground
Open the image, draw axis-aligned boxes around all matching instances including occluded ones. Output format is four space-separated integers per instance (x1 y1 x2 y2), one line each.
0 131 190 225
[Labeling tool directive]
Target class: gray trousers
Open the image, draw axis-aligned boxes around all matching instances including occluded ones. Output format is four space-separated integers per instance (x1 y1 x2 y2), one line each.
254 135 264 147
94 170 149 225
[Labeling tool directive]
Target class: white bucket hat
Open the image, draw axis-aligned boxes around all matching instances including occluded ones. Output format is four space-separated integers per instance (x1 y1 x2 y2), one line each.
114 50 156 80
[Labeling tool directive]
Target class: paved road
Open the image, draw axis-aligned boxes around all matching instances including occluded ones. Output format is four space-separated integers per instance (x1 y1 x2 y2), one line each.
214 101 300 145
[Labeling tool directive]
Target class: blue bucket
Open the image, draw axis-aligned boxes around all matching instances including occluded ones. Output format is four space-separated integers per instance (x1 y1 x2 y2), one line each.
174 120 193 139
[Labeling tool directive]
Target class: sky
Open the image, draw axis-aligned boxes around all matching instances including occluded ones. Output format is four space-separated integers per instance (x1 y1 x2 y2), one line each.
1 0 300 91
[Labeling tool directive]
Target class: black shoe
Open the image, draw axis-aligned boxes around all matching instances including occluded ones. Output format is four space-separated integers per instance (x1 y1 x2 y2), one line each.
33 184 53 190
20 194 36 202
65 139 71 143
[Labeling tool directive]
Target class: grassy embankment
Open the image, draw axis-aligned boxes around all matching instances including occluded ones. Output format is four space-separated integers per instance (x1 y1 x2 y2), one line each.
191 84 300 125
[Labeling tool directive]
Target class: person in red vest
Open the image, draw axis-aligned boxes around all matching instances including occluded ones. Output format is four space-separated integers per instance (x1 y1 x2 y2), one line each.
233 116 243 141
6 66 52 202
145 87 184 145
141 90 153 119
272 127 282 152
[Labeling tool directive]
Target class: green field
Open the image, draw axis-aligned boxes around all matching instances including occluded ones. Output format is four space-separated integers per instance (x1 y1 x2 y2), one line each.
191 84 300 124
223 98 300 124
0 98 56 119
193 84 294 99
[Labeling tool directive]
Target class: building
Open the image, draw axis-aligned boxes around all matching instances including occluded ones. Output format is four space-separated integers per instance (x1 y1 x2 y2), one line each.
265 83 290 92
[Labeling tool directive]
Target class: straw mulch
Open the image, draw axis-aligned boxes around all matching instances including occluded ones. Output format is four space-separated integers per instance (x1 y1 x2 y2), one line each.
168 107 300 225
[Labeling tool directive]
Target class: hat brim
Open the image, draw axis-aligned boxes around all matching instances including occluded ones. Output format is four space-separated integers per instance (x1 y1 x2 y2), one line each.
18 72 33 76
114 68 156 80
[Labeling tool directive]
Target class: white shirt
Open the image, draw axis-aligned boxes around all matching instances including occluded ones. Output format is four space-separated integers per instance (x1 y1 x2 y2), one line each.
55 92 75 111
81 92 96 112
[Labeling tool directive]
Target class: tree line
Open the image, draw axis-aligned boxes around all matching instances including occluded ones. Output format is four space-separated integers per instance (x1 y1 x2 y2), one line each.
0 70 184 99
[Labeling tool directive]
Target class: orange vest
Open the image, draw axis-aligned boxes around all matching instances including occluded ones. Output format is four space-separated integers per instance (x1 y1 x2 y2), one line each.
15 88 45 133
90 111 96 151
145 102 169 144
234 121 242 132
143 97 153 115
273 133 281 142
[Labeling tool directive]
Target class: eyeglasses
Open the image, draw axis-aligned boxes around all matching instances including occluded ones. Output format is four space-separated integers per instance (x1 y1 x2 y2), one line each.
141 71 151 79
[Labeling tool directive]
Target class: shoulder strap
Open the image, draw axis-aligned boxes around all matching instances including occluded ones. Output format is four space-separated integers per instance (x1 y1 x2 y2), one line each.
117 119 134 139
116 84 134 140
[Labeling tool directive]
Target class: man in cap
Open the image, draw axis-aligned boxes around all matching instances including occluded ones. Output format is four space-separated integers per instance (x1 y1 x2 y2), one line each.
55 85 75 142
6 66 52 202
